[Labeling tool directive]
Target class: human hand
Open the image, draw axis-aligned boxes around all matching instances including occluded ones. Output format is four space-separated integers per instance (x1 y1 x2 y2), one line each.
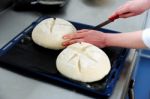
109 0 150 19
62 29 107 48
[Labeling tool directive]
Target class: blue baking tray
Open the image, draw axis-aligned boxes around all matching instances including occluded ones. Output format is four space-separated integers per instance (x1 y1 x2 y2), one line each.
0 16 129 98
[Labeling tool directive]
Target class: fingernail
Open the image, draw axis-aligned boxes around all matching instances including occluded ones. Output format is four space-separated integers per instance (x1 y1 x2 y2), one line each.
63 36 67 39
62 42 68 46
62 43 66 46
64 35 70 39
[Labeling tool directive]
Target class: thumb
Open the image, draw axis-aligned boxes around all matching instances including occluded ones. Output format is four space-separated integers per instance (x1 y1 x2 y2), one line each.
109 5 124 19
117 6 130 15
109 1 131 19
109 12 118 19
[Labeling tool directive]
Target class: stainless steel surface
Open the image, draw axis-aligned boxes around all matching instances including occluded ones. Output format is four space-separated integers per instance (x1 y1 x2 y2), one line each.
31 0 66 6
0 0 147 99
110 49 138 99
0 9 40 48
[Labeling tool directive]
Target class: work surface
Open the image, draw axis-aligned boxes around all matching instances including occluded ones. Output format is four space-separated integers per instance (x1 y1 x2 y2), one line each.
0 0 147 99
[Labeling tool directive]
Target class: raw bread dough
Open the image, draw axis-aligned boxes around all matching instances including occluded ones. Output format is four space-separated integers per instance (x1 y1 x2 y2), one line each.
32 18 76 50
56 42 111 82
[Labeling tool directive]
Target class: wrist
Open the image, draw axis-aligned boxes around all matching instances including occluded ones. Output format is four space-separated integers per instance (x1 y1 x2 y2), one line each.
104 33 122 48
103 33 111 47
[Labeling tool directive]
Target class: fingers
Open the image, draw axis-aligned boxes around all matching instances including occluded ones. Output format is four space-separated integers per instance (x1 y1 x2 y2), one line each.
109 2 132 19
62 39 84 46
76 29 89 33
109 5 124 19
117 1 133 15
119 12 135 18
62 29 94 46
109 12 117 19
63 29 89 39
110 10 133 19
63 33 84 39
69 39 84 44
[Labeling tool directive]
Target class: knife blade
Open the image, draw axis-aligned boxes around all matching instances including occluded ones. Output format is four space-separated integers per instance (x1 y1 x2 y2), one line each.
93 15 119 30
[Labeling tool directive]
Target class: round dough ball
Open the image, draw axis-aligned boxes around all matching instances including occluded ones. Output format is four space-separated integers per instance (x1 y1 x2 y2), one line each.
32 18 77 50
56 42 111 82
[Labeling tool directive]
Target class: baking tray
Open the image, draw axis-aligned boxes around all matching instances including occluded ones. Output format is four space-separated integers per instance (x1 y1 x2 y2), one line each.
0 16 129 98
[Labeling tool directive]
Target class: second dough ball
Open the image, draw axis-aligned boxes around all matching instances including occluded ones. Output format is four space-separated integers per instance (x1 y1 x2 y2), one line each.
32 18 77 50
56 42 111 82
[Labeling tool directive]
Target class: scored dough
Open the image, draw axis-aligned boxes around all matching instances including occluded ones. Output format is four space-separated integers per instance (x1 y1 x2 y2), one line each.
32 18 77 50
56 42 111 82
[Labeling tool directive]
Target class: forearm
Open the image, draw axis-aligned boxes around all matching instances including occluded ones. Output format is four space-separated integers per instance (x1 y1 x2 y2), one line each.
105 31 147 49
